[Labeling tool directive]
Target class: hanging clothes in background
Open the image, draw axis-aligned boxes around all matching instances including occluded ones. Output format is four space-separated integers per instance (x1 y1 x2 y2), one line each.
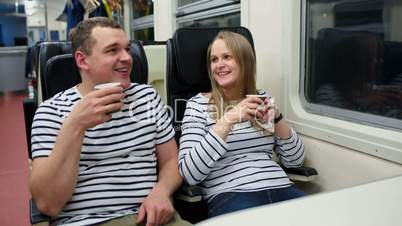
60 0 121 39
63 0 86 37
89 0 113 19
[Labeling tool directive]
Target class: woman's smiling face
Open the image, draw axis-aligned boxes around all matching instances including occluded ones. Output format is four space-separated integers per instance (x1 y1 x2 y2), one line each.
210 38 241 93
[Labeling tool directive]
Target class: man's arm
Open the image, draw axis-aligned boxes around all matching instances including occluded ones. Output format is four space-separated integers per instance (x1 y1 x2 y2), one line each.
29 87 125 216
155 138 183 197
30 118 85 217
136 138 183 226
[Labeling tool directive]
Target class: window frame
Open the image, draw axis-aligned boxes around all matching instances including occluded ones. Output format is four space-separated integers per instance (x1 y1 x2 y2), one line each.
132 14 154 30
176 0 240 27
177 0 239 15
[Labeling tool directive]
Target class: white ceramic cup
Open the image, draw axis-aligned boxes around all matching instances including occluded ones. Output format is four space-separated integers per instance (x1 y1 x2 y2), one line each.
94 82 122 90
246 94 275 133
246 94 268 103
94 82 123 114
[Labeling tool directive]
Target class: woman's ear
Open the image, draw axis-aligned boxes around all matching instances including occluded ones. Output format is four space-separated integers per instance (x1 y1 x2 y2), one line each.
75 51 89 71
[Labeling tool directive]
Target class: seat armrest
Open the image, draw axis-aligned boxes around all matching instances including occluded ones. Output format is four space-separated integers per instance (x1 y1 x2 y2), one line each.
174 185 203 203
30 199 50 225
281 165 318 182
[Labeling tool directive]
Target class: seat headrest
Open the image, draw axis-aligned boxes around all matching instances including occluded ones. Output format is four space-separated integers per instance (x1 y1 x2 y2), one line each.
38 41 72 100
172 27 254 88
39 41 72 69
130 40 148 84
44 54 80 100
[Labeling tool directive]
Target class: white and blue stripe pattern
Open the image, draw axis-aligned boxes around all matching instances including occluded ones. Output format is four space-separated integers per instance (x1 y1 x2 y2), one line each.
31 83 174 225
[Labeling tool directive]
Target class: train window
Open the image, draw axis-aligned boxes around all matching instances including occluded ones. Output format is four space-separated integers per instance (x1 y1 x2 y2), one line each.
176 0 240 28
132 27 154 42
302 0 402 130
131 0 154 42
0 2 27 47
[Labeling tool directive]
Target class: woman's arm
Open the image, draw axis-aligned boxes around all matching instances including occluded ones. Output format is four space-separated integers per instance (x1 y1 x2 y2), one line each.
178 97 230 185
269 97 305 168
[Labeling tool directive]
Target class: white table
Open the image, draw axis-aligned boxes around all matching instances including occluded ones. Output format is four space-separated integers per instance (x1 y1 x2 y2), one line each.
196 175 402 226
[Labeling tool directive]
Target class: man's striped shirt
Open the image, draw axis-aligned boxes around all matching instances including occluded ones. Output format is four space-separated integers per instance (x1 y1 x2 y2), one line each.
31 83 174 225
178 93 305 200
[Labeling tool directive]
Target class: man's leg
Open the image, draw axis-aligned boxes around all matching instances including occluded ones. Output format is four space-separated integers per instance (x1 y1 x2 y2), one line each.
164 212 192 226
99 212 192 226
98 214 136 226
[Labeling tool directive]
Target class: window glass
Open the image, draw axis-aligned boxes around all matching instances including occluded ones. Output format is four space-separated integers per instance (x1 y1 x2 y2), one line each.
131 0 154 42
0 2 27 47
303 0 402 129
132 27 154 42
133 0 154 19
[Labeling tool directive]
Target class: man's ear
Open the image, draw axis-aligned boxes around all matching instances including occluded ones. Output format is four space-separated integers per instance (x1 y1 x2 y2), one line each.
75 51 89 71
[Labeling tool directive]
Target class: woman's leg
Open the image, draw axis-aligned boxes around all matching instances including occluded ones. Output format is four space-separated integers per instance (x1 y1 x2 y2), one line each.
207 191 270 218
268 185 306 203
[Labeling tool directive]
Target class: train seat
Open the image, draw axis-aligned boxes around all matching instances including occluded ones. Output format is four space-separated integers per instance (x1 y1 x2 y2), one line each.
165 27 317 223
23 41 72 160
36 41 73 102
26 40 149 226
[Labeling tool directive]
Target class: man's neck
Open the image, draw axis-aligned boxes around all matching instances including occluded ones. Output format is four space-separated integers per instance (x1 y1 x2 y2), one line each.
76 82 93 97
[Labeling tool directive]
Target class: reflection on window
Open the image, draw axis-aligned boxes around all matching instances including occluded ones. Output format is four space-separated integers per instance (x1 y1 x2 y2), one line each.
179 12 240 28
133 27 154 42
304 0 402 128
131 0 154 42
133 0 154 19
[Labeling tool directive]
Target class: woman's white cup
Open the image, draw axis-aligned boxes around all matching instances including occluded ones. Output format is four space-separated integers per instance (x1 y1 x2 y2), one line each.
246 94 275 133
246 94 268 101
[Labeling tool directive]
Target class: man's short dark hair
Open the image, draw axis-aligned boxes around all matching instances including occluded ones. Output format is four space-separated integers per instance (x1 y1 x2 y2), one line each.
70 17 122 55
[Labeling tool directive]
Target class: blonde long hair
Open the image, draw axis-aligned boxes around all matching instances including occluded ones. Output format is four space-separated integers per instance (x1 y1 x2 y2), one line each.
207 31 257 120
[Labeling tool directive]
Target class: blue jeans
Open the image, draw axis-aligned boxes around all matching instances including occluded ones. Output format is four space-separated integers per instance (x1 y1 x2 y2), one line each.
208 186 306 217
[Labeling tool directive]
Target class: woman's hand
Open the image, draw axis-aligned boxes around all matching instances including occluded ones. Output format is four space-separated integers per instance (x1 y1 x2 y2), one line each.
222 96 266 124
263 97 280 119
213 96 269 140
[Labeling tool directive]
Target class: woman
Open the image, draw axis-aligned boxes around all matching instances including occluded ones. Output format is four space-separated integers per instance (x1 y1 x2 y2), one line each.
178 31 306 217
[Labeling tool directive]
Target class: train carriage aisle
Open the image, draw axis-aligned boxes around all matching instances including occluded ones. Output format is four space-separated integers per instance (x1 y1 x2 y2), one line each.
0 92 31 226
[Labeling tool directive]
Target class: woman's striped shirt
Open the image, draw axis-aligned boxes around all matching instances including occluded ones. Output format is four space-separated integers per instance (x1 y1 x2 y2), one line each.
178 93 305 200
31 83 175 225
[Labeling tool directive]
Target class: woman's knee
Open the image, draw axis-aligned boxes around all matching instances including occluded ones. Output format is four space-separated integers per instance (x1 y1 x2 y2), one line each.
207 191 269 217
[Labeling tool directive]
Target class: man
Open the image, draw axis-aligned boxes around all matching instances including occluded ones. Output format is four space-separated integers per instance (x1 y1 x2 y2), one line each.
30 17 189 226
